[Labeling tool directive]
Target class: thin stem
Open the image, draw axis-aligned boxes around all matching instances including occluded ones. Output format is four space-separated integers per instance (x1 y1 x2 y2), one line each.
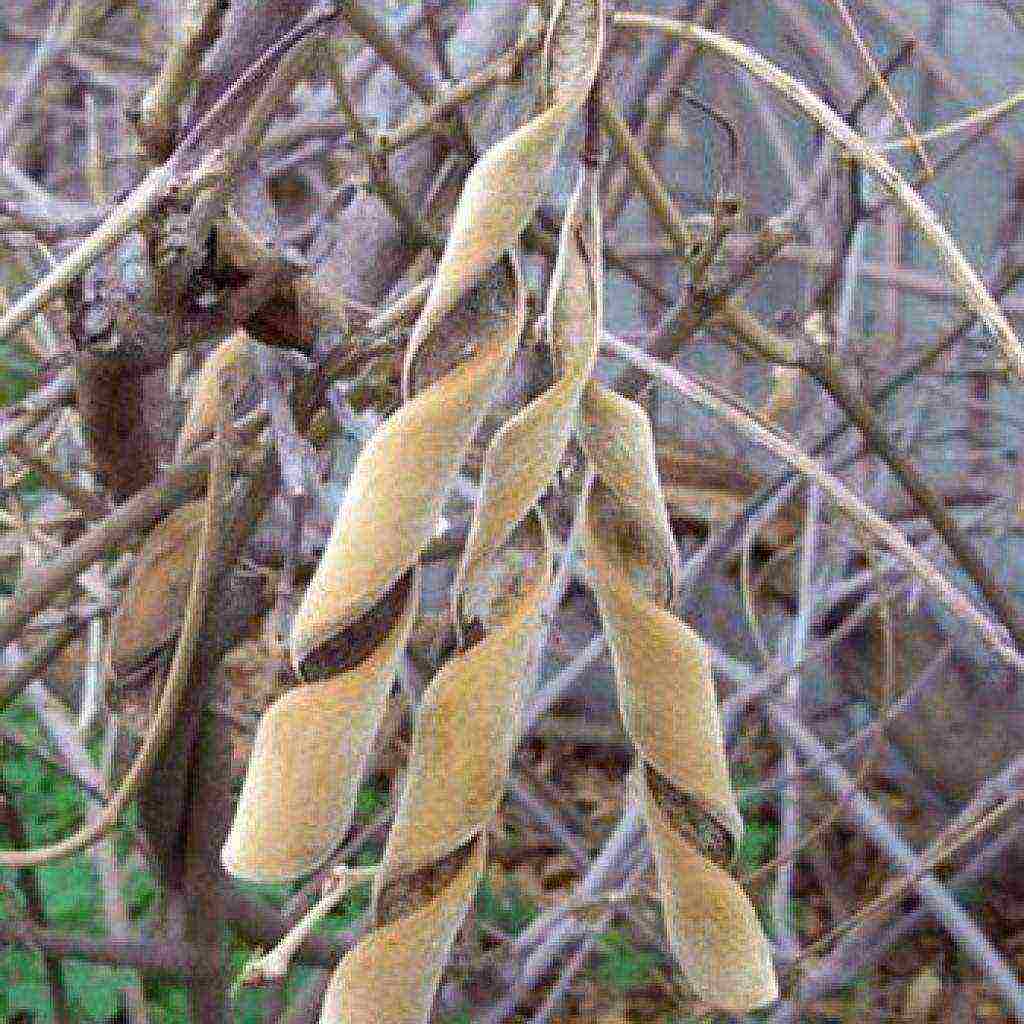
234 867 376 990
614 11 1024 380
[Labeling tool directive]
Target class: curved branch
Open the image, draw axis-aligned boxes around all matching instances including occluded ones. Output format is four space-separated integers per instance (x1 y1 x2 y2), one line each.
614 11 1024 380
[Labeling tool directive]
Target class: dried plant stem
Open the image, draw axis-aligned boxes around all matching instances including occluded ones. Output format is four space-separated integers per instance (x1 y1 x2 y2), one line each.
0 557 132 712
802 768 1024 959
0 452 210 656
336 0 437 104
826 0 931 175
377 18 544 153
603 0 726 227
0 161 175 346
137 0 227 158
877 88 1024 152
764 703 1024 1018
0 423 229 867
718 303 1024 656
234 866 376 990
0 918 191 977
0 2 339 348
319 41 445 255
0 370 74 453
597 95 696 255
786 822 1024 1016
613 11 1024 380
601 332 1024 674
5 437 109 520
0 0 114 158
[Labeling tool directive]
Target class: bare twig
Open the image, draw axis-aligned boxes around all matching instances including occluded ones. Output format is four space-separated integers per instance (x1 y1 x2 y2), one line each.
614 11 1024 379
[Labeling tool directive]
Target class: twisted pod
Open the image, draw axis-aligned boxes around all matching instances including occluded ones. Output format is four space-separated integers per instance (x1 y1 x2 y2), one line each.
320 514 552 1023
319 68 607 1019
490 126 774 1007
221 0 602 884
578 354 778 1006
219 0 617 1015
220 255 525 881
455 165 602 623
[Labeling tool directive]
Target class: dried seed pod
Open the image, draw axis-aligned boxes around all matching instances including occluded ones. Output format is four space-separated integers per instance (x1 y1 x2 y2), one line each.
175 329 258 459
531 106 775 1011
220 571 419 882
222 4 605 1016
321 515 553 1024
290 256 526 678
579 411 778 1010
318 836 486 1024
635 766 777 1010
454 168 601 624
313 6 604 1016
108 501 206 680
400 0 605 396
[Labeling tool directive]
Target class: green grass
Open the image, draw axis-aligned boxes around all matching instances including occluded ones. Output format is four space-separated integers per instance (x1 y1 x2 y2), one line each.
0 694 384 1021
474 877 538 935
594 926 664 991
733 763 780 875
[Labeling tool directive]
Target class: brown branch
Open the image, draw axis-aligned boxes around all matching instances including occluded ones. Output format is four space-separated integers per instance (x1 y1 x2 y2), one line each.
715 295 1024 658
375 20 543 154
5 438 109 521
803 343 1024 657
181 623 239 1022
0 918 190 977
136 0 228 160
176 431 277 1020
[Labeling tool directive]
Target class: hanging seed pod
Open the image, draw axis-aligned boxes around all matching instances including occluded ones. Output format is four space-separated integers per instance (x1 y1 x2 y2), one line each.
223 253 525 886
290 257 526 676
454 167 601 625
320 515 553 1024
311 4 603 1017
579 409 778 1011
318 835 486 1024
400 0 605 396
223 1 604 1012
224 241 528 886
220 571 418 881
108 501 206 681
